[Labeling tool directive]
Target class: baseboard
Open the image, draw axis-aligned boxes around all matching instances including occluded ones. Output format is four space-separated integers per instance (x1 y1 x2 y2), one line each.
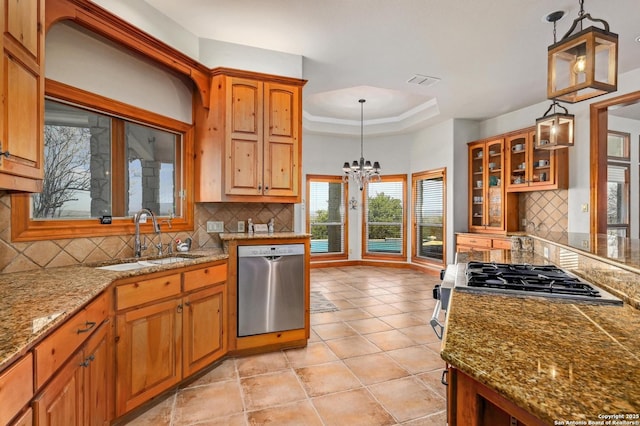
310 259 441 276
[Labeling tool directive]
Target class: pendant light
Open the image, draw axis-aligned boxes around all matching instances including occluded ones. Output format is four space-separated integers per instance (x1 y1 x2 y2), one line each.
535 101 575 149
547 0 618 103
342 99 381 190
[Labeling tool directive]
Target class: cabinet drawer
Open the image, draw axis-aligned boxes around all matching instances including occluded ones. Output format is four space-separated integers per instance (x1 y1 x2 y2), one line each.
183 262 227 292
0 353 33 426
457 235 492 248
492 238 512 250
34 292 108 390
116 274 181 310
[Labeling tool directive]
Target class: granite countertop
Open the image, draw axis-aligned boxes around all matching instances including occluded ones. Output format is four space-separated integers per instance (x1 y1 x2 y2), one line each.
443 250 640 424
0 251 227 371
219 231 310 241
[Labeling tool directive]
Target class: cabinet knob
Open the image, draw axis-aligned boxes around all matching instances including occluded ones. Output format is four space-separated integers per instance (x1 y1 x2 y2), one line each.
0 148 9 158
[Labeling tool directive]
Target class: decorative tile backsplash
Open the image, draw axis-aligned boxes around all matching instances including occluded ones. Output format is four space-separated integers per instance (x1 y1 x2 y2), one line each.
0 192 293 273
518 190 568 237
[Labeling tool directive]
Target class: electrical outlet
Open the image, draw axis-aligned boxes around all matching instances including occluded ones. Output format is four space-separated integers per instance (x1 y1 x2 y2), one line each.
206 221 224 233
543 247 549 259
581 203 589 212
237 221 245 232
521 219 527 227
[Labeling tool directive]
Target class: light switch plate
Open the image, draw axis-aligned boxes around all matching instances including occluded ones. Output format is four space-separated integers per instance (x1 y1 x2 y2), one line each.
206 221 224 232
237 221 245 232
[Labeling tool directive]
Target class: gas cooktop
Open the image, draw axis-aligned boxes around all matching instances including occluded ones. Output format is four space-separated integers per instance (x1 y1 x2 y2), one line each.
455 262 622 305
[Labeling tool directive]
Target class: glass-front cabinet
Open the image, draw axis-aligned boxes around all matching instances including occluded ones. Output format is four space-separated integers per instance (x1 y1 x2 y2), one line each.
468 138 505 232
505 130 568 192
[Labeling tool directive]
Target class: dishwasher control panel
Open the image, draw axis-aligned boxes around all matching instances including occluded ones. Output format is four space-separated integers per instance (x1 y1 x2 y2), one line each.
238 244 305 257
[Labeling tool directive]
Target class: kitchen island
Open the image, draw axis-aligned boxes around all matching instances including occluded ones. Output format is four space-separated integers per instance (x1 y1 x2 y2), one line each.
441 249 640 425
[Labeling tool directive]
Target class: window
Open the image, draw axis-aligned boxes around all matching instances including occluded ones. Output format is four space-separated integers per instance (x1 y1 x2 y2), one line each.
306 175 348 259
607 131 630 238
12 80 193 241
412 168 446 266
363 175 406 259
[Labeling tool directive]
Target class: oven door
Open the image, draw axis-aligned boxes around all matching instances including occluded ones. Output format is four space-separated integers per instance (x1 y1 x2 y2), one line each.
430 265 455 340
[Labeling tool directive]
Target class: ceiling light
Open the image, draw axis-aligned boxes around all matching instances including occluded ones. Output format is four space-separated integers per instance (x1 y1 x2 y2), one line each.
535 101 575 149
342 99 381 190
547 0 618 103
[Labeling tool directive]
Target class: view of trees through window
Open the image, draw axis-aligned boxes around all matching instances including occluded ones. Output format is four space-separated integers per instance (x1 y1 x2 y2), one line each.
307 177 346 256
32 99 181 220
364 177 405 256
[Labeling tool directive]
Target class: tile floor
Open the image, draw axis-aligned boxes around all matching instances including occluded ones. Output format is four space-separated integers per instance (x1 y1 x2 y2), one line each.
125 266 447 425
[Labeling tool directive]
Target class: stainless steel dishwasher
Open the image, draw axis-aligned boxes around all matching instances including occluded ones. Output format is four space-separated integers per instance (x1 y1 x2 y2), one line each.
237 244 305 337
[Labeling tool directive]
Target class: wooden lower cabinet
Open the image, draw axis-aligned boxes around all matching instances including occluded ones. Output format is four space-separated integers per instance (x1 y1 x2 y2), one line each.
0 353 33 425
114 262 228 417
33 322 110 426
183 284 227 377
447 367 546 426
115 298 182 416
456 234 511 252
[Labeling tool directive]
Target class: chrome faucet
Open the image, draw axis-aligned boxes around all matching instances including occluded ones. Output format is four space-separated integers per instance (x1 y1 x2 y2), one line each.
134 208 161 257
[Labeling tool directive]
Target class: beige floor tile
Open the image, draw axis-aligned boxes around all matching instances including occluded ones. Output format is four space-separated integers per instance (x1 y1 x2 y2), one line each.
284 341 339 367
360 288 391 296
343 353 409 385
125 393 174 425
400 410 448 425
380 312 426 328
364 329 419 351
400 324 442 345
417 370 447 398
308 329 322 343
333 307 373 321
247 400 324 426
236 351 290 377
362 303 403 317
312 388 395 426
240 370 307 411
375 294 405 303
346 317 393 334
173 380 244 424
189 413 247 426
348 296 385 307
326 335 381 359
313 321 358 340
182 358 237 388
386 346 446 374
331 298 356 309
295 360 362 396
369 376 445 423
389 301 429 313
310 311 340 325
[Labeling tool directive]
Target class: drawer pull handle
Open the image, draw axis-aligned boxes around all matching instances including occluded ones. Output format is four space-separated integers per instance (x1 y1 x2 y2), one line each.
441 370 449 386
77 321 96 334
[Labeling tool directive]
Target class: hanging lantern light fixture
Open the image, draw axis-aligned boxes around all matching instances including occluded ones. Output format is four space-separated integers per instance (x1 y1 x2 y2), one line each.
547 0 618 103
342 99 381 190
535 101 575 149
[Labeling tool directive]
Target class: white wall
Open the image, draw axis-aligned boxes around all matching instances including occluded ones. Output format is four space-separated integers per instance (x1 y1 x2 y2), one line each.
478 67 640 233
46 22 193 123
199 39 303 79
89 0 200 59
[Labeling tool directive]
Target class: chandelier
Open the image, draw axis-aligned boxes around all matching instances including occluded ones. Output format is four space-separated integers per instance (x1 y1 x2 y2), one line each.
342 99 381 190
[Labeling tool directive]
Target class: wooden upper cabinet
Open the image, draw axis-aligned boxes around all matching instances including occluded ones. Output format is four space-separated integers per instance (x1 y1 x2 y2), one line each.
505 129 568 192
195 69 306 203
0 0 44 192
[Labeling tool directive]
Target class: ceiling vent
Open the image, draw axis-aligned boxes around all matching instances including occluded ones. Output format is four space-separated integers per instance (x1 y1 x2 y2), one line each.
406 74 441 87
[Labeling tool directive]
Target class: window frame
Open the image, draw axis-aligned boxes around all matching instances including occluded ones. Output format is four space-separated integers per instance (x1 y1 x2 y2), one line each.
362 174 407 260
11 79 194 242
306 175 349 261
606 130 631 238
411 168 446 268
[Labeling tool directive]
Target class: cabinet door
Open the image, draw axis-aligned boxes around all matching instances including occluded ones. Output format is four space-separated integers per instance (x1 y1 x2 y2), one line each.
468 143 486 230
33 352 84 426
115 299 182 416
83 323 111 426
225 77 264 195
527 130 557 189
505 132 529 190
484 139 504 230
263 82 299 197
0 0 44 190
183 284 227 377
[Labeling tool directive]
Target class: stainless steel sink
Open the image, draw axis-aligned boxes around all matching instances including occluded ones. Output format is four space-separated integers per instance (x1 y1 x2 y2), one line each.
95 256 195 271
